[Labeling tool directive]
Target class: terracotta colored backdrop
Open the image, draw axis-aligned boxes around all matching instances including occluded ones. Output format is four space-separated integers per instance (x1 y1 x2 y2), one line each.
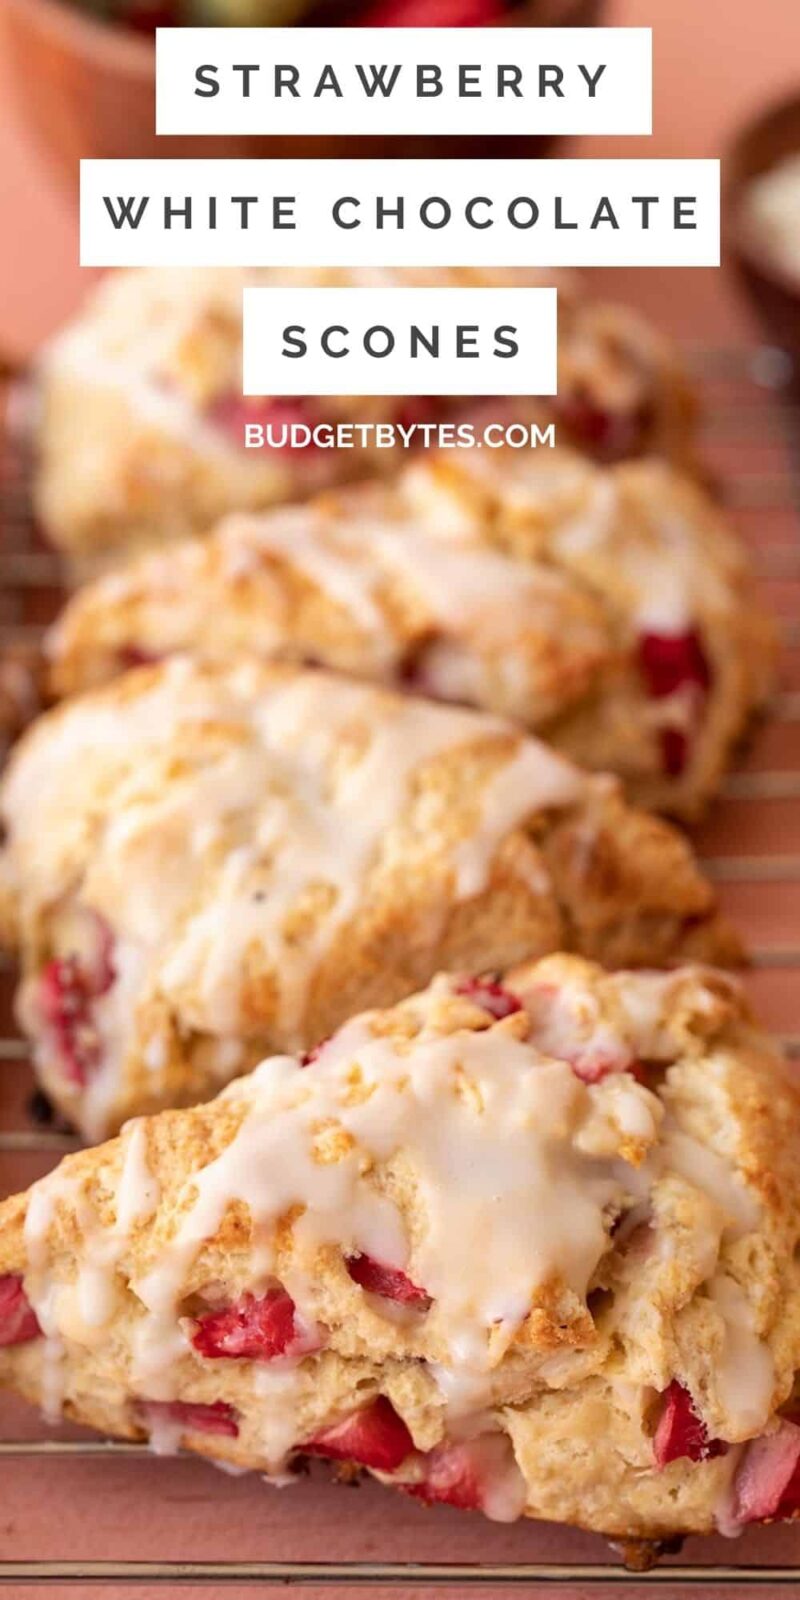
0 0 799 361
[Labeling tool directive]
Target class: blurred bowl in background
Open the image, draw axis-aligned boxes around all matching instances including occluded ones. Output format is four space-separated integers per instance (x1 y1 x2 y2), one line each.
0 0 606 186
727 90 800 388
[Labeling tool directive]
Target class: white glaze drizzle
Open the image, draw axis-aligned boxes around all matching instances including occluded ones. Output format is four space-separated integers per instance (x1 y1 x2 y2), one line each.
127 1018 659 1392
403 450 736 644
706 1273 775 1438
4 663 585 1072
15 965 780 1484
20 1123 161 1412
226 507 595 640
22 1182 67 1422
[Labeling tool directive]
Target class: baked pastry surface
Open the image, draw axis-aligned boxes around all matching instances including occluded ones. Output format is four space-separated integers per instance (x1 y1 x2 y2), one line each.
0 659 737 1140
0 957 798 1543
34 267 696 571
49 448 775 817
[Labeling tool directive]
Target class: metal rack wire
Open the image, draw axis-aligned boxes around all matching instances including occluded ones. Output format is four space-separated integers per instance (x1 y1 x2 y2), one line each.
1 348 799 1590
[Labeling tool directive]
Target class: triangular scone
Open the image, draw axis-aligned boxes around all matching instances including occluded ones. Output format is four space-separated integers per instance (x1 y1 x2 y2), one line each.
35 266 695 575
0 660 738 1141
1 958 799 1545
48 450 774 818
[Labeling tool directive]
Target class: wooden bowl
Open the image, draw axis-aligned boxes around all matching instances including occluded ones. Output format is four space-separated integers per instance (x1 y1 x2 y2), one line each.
0 0 607 183
726 90 800 385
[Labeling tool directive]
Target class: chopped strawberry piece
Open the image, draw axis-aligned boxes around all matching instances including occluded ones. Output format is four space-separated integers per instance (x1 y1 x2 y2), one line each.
733 1419 800 1523
406 1442 483 1511
777 1464 800 1518
654 1381 726 1468
305 1396 414 1472
637 630 711 779
454 979 523 1021
0 1275 41 1347
191 1288 318 1362
357 0 501 24
555 395 650 462
404 1434 526 1521
207 394 319 451
138 1399 239 1438
347 1254 430 1309
638 630 711 701
39 911 115 1088
569 1053 627 1084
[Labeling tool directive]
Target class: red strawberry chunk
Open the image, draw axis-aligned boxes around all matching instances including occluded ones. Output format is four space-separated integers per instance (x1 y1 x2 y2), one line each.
454 978 523 1021
207 394 320 451
139 1399 239 1439
405 1442 483 1511
637 630 711 778
733 1418 800 1524
569 1053 628 1085
191 1288 320 1362
404 1434 525 1520
39 911 115 1088
638 630 711 701
654 1381 726 1468
555 395 650 462
347 1254 430 1309
357 0 502 24
305 1396 414 1472
0 1275 41 1347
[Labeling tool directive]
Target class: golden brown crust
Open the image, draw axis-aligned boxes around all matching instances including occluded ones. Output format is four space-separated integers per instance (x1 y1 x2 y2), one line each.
0 957 797 1542
0 659 736 1140
47 450 775 819
34 269 699 572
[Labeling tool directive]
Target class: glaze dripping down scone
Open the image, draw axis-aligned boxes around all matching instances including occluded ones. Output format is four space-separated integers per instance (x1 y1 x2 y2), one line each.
33 265 696 573
0 659 737 1141
48 447 775 817
1 958 799 1544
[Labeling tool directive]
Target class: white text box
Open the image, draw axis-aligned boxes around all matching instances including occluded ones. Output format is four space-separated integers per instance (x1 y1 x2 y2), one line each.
81 159 720 269
156 27 651 138
243 287 557 395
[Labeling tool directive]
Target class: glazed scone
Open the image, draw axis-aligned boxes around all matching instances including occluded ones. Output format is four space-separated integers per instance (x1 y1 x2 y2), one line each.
0 659 737 1141
48 448 775 817
401 447 776 817
34 266 696 572
1 958 799 1548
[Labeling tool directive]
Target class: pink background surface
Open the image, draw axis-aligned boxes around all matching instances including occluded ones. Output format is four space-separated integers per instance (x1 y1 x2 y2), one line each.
1 0 800 359
1 2 800 1596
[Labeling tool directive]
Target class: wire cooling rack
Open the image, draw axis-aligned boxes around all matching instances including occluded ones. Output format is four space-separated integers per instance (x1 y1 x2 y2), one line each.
1 350 800 1593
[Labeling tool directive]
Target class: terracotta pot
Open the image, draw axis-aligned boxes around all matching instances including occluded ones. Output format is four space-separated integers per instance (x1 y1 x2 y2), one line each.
726 90 800 389
0 0 606 183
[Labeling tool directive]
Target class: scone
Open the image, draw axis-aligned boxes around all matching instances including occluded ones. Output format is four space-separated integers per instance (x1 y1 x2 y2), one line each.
48 448 775 817
1 957 798 1550
0 658 737 1141
34 266 696 573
